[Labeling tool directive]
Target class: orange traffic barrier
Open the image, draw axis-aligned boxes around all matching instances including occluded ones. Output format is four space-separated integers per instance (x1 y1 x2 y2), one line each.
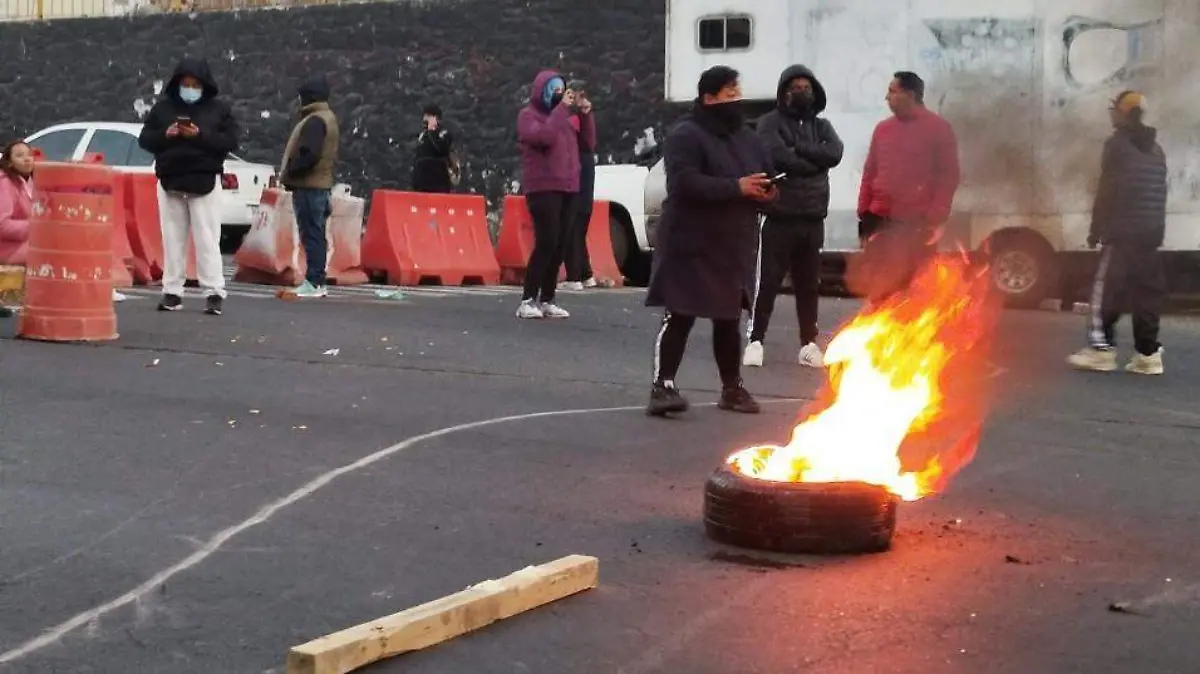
234 187 368 286
495 195 537 285
328 187 368 285
361 190 499 286
233 188 302 285
107 174 138 287
18 161 118 341
578 200 623 287
495 196 624 286
119 173 199 285
121 173 165 283
112 174 154 284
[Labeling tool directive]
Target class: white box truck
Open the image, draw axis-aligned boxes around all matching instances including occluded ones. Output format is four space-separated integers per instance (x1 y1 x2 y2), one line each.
597 0 1200 307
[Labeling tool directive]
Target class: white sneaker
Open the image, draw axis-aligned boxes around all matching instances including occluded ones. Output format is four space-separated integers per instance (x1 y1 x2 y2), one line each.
1067 347 1117 372
112 290 128 302
583 277 598 288
1125 348 1164 375
540 302 570 319
292 280 328 298
799 342 825 368
558 281 585 291
743 340 764 367
516 300 544 319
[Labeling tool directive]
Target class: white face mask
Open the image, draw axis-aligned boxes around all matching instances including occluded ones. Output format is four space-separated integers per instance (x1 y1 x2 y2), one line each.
179 86 202 104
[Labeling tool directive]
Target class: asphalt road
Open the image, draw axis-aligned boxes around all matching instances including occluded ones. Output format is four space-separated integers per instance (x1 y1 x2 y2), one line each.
1 280 1199 674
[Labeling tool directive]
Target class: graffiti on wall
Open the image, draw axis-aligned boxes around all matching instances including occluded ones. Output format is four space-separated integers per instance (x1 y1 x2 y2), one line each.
922 18 1037 77
1061 15 1164 90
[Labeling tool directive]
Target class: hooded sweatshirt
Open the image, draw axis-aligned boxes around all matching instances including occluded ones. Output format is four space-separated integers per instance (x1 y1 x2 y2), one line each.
516 70 580 194
281 77 340 190
1090 122 1168 248
0 173 31 265
755 64 843 222
138 57 239 195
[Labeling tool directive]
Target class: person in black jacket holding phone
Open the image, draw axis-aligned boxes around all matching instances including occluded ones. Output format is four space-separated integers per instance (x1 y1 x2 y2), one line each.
645 65 777 417
744 65 843 369
138 57 239 316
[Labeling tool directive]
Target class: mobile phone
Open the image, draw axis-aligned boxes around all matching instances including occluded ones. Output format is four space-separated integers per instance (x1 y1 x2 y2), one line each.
769 172 789 185
176 116 192 125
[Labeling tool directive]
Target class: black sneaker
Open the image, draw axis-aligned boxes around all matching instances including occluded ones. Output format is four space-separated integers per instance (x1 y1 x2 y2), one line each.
204 295 223 316
718 385 760 414
646 382 690 417
157 294 182 312
0 306 12 318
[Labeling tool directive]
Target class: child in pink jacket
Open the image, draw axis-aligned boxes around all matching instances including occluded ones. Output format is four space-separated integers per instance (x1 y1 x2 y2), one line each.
0 140 34 265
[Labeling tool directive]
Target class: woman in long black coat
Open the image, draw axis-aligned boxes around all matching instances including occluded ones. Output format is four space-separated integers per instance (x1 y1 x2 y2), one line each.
645 65 777 417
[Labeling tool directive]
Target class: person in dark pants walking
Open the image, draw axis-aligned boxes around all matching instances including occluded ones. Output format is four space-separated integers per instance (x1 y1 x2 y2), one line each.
411 104 456 193
279 77 340 299
853 71 959 305
515 69 581 319
645 66 777 416
744 64 843 369
1068 91 1168 375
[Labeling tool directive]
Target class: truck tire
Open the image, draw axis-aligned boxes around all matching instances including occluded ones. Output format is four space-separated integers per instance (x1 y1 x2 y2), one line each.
703 464 898 555
610 214 651 286
988 233 1057 309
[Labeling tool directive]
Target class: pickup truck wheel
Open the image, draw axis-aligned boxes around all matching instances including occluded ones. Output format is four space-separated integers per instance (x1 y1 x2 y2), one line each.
610 214 651 286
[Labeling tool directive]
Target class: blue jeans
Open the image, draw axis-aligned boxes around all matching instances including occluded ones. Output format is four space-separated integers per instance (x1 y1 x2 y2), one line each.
292 188 331 286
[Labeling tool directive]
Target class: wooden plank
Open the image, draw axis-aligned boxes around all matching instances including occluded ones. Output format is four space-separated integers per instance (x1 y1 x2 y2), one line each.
286 555 599 674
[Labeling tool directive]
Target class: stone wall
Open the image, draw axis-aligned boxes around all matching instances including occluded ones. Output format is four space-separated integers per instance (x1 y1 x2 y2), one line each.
0 0 674 209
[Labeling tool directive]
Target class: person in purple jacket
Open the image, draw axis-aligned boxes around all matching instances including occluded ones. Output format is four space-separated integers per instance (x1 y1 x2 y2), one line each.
516 69 581 319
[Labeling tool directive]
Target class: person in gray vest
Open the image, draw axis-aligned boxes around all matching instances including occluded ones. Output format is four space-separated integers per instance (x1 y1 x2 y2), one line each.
279 77 340 299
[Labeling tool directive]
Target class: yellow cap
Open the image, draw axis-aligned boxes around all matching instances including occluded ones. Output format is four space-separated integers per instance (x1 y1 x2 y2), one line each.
1113 91 1147 114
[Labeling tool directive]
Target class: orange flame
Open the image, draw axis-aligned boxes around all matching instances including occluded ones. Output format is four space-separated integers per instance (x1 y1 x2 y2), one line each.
729 255 998 501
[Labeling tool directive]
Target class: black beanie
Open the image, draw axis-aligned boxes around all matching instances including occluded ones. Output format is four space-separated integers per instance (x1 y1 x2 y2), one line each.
697 65 739 98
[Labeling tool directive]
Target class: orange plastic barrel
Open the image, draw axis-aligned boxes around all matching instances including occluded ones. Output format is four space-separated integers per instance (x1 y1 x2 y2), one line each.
17 161 118 341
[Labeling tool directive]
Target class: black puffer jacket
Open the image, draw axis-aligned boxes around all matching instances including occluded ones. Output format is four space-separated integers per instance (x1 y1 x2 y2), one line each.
756 65 843 222
138 58 239 195
1091 122 1168 248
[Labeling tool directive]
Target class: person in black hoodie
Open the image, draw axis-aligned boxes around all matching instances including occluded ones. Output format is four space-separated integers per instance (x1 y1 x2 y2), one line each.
138 57 238 316
1068 90 1168 375
744 64 843 369
644 65 777 417
411 104 455 193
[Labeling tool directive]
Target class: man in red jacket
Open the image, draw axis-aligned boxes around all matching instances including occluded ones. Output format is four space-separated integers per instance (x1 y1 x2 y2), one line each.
854 71 960 302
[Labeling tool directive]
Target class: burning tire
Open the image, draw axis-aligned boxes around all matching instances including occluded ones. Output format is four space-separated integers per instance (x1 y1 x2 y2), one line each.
703 463 898 555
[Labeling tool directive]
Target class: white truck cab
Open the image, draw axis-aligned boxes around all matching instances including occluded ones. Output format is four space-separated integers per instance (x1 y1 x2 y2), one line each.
597 0 1200 305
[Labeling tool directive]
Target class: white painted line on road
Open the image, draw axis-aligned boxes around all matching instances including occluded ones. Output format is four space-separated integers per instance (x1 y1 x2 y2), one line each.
0 398 799 664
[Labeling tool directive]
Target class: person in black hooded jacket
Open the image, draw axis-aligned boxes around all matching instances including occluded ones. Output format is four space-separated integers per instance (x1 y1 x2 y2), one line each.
138 57 238 316
1068 90 1168 375
744 64 843 370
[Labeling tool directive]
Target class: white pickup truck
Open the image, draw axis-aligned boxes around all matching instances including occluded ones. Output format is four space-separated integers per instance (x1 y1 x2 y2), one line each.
594 153 665 286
